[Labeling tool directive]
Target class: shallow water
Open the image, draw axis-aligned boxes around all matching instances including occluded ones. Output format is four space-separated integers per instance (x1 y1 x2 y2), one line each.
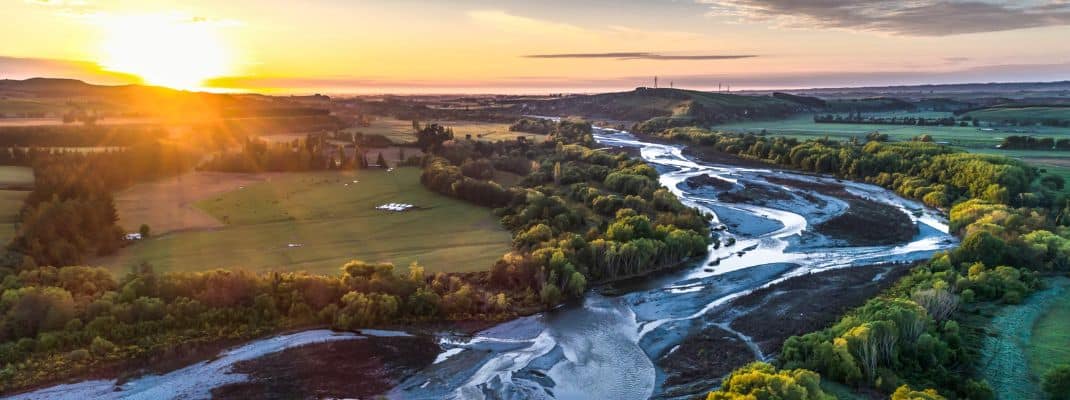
389 129 957 399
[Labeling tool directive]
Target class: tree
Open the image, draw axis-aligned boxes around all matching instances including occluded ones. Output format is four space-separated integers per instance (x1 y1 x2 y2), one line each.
566 271 586 297
1044 364 1070 400
138 224 151 239
706 362 832 400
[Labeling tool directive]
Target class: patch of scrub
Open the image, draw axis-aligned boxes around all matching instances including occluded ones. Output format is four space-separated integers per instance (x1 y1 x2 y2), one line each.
978 277 1070 399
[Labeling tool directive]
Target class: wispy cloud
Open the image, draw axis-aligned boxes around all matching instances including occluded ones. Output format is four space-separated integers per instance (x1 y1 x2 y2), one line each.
525 52 757 61
701 0 1070 36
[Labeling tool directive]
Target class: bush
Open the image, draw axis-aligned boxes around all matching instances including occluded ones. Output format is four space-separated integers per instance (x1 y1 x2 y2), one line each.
67 348 91 362
89 336 116 356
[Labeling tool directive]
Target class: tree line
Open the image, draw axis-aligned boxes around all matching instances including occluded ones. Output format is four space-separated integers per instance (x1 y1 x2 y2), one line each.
814 114 966 127
0 259 533 392
3 142 199 268
1000 135 1070 151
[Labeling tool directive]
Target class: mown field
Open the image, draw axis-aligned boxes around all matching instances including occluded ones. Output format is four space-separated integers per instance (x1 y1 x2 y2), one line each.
345 117 543 143
0 166 34 243
98 168 513 275
714 113 1069 147
964 106 1070 124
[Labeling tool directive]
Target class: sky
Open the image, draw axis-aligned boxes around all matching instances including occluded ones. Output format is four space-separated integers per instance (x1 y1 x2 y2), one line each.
3 0 1070 94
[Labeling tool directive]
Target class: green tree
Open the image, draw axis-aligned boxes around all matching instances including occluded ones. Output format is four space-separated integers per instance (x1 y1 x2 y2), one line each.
891 385 946 400
706 362 832 400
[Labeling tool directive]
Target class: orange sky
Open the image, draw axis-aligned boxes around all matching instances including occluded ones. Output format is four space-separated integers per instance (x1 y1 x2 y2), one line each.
4 0 1070 94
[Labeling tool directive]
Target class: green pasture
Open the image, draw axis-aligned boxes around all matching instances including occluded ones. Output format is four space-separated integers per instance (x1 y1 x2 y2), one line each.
99 168 513 275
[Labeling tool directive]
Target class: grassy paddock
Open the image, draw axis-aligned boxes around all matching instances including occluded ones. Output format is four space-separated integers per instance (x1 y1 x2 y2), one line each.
343 117 541 144
714 113 1070 147
98 168 512 275
1029 279 1070 380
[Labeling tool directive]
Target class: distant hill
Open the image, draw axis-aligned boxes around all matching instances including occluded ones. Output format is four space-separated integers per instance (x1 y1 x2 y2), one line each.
742 81 1070 101
0 78 319 119
518 87 806 123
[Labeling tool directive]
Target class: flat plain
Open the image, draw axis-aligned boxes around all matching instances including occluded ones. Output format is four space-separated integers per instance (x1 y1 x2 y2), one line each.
99 168 513 275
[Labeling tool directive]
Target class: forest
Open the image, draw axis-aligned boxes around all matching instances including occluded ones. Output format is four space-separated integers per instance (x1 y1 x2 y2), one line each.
651 127 1070 399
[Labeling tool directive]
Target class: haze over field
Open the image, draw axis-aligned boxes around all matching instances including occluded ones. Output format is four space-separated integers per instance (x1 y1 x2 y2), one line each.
4 0 1070 93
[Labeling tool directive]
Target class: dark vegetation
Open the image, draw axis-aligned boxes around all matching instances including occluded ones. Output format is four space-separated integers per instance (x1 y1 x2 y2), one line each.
0 125 169 147
814 114 962 127
650 126 1070 399
1000 135 1070 151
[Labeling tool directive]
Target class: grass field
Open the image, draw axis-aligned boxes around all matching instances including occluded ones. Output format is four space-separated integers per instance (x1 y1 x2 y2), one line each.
345 117 543 144
1028 280 1070 382
99 168 513 275
714 113 1070 147
714 113 1070 190
0 190 27 243
964 106 1070 124
0 166 33 243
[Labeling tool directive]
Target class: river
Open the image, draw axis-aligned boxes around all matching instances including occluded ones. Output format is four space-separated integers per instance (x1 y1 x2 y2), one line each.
7 128 956 400
387 128 956 399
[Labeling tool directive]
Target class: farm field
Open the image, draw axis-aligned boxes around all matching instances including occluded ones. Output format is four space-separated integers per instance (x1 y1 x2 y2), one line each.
99 168 513 275
714 113 1070 189
964 106 1070 124
713 113 1070 148
0 166 33 243
345 117 543 143
113 171 277 235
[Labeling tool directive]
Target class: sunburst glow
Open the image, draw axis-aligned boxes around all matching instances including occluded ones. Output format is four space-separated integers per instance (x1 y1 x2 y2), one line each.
99 15 231 90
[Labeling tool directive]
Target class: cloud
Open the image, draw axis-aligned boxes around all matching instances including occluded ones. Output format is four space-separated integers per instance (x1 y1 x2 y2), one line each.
467 10 588 36
524 52 757 60
468 10 704 43
701 0 1070 36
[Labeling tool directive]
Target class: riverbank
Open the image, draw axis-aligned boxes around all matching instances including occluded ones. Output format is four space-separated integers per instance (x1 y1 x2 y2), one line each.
656 262 913 398
212 333 440 399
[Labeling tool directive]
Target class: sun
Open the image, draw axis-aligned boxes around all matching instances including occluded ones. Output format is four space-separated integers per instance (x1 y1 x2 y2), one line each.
99 15 232 90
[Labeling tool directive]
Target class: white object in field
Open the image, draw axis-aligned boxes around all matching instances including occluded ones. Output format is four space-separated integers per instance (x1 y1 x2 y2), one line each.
287 243 303 248
376 203 414 212
124 233 142 241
